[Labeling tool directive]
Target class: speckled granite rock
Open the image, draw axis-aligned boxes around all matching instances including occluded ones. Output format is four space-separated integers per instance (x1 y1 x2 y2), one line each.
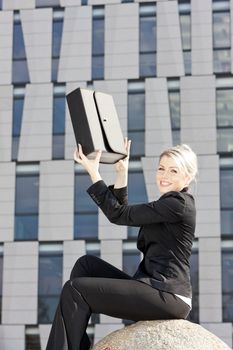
92 320 231 350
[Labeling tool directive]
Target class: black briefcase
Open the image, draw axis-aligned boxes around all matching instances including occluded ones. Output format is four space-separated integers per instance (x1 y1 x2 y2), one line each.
66 87 127 164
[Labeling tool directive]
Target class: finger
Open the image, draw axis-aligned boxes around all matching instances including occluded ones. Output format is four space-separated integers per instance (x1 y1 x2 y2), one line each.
127 139 131 155
73 148 82 163
95 149 102 163
124 136 128 148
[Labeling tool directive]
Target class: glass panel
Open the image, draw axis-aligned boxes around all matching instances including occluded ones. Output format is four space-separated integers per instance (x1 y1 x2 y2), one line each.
52 20 63 58
13 98 24 136
183 51 191 75
123 251 141 276
0 254 2 323
172 129 181 146
140 53 156 77
52 58 59 82
15 215 38 241
217 129 233 153
92 55 104 80
216 90 233 127
128 93 145 130
187 251 199 323
127 131 145 158
75 174 97 212
220 169 233 208
128 171 147 237
15 175 39 214
140 17 156 52
52 135 64 159
38 252 62 323
213 12 230 48
213 49 231 73
13 22 26 59
180 14 191 50
12 60 30 84
53 96 65 134
168 91 180 129
74 213 98 239
36 0 60 6
38 296 60 323
92 18 104 55
221 210 233 235
39 254 63 295
25 334 40 350
222 251 233 322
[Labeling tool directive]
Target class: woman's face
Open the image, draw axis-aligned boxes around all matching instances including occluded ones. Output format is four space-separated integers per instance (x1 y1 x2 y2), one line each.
156 155 190 194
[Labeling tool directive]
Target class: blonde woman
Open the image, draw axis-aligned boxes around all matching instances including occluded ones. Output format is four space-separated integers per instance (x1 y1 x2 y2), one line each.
46 140 198 350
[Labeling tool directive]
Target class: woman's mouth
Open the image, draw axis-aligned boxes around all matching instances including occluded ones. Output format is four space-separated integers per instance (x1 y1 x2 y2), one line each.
160 181 171 187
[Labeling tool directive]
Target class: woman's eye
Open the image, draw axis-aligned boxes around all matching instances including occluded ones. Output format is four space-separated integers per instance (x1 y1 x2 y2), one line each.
171 169 177 173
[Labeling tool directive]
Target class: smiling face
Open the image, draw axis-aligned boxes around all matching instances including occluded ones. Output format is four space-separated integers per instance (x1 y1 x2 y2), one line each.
156 155 190 194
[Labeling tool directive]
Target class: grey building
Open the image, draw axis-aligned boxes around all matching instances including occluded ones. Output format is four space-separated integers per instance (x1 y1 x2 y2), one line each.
0 0 232 349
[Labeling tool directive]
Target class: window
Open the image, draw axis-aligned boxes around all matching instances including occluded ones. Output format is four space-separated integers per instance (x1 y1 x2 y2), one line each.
213 1 231 74
12 88 25 161
52 10 64 82
222 247 233 322
220 162 233 236
74 172 98 240
168 79 181 145
25 328 40 350
186 248 199 323
123 242 141 276
15 165 39 241
38 245 63 324
13 13 30 84
92 7 105 80
36 0 60 7
179 2 191 75
216 87 233 153
139 4 156 77
128 82 145 159
128 169 147 238
0 248 3 324
53 86 65 159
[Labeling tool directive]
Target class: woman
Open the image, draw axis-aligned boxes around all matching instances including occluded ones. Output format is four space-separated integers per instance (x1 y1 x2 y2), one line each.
46 140 198 350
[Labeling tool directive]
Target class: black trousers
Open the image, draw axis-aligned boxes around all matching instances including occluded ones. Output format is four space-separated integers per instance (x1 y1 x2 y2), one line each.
46 255 191 350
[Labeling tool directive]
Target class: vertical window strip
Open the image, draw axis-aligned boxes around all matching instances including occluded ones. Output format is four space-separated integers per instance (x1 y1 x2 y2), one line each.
139 4 156 78
12 12 30 84
0 249 3 324
14 167 40 241
216 86 233 154
12 88 25 161
178 2 191 75
212 0 231 73
92 6 105 80
52 85 66 159
167 79 181 146
74 172 98 240
220 164 233 235
38 244 63 324
128 81 145 159
222 247 233 322
52 10 64 82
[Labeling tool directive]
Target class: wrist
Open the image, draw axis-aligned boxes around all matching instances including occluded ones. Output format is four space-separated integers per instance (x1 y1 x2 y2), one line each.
90 171 102 184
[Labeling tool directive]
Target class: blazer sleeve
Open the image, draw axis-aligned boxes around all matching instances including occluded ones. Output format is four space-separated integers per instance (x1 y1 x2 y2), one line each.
108 185 128 205
87 180 186 226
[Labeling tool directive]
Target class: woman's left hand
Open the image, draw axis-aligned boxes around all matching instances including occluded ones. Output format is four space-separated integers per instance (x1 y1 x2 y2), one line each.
74 144 102 183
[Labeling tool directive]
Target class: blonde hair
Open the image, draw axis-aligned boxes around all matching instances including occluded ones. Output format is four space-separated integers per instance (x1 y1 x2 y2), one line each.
159 144 198 184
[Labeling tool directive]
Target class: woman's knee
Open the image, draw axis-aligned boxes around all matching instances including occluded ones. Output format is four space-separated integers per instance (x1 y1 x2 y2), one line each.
70 254 97 280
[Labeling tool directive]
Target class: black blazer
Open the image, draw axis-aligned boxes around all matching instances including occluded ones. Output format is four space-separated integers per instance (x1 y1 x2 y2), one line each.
87 180 196 298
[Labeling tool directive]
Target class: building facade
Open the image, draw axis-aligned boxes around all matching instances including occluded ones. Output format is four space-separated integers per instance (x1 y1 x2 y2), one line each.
0 0 232 348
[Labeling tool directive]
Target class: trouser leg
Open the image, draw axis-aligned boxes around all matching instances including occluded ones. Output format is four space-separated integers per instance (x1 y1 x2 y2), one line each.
46 280 91 350
46 255 132 350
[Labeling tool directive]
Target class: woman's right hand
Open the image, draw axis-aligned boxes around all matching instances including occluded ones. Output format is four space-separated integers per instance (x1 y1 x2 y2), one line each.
115 137 131 173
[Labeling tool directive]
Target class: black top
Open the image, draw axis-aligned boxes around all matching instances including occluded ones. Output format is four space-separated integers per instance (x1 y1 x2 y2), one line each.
87 180 196 298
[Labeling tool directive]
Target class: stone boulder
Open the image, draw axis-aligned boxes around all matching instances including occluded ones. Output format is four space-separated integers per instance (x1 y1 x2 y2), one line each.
92 320 231 350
